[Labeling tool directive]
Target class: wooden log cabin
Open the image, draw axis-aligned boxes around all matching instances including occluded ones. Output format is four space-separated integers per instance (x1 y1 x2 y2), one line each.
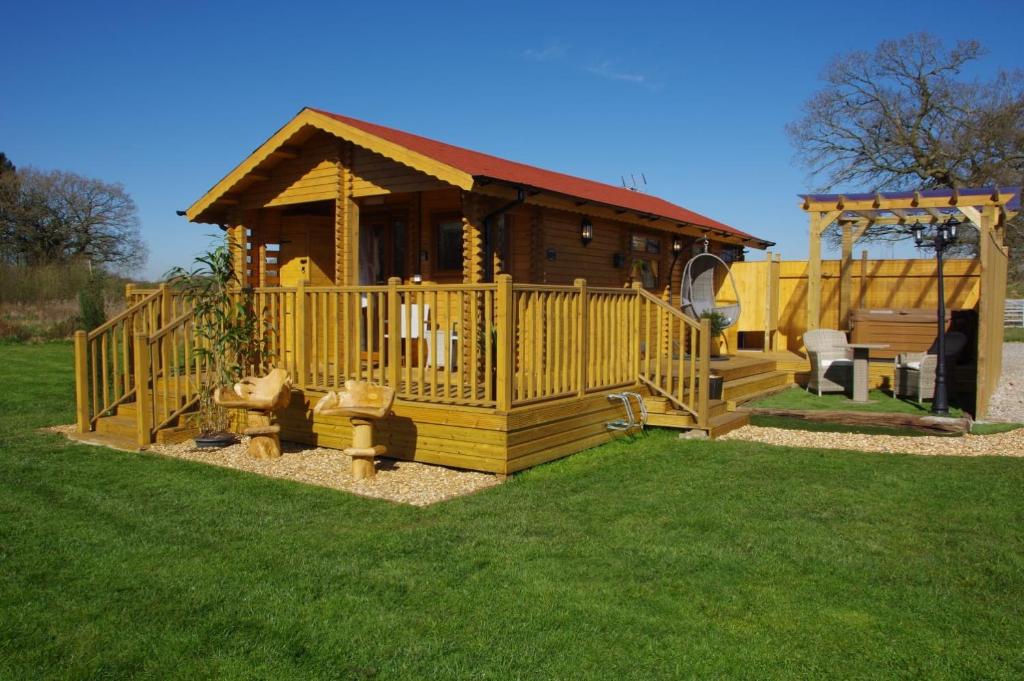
73 107 779 474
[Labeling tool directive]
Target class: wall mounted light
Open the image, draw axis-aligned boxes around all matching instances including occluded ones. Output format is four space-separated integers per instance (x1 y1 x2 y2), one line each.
580 217 593 246
411 273 423 284
671 236 683 254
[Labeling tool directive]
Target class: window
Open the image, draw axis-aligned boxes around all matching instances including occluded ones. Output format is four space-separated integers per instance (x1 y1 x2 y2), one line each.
435 214 463 272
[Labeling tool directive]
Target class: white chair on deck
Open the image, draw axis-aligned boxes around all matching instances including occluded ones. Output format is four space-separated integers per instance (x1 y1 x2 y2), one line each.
397 304 457 370
803 329 854 396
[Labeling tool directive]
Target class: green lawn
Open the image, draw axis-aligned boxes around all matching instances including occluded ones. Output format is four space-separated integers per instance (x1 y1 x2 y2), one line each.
2 343 1024 679
1006 327 1024 343
749 385 965 417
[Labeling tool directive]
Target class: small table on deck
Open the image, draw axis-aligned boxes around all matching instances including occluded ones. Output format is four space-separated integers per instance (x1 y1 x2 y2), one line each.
847 343 889 402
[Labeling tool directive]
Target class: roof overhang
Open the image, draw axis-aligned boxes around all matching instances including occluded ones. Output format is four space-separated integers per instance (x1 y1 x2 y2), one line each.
186 108 475 223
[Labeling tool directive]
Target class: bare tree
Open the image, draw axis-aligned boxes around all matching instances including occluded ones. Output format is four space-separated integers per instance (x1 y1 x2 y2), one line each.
0 167 147 272
788 33 1024 265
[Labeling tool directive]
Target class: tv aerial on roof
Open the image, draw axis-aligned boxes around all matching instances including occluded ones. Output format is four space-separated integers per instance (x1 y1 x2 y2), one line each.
620 173 648 192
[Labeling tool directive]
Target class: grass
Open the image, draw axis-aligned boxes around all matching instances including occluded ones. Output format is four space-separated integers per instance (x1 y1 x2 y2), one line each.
2 344 1024 679
749 385 965 417
1006 327 1024 343
971 421 1023 435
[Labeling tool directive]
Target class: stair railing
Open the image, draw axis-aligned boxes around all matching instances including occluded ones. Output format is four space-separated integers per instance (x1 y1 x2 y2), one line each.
73 286 169 433
135 311 205 445
635 287 710 426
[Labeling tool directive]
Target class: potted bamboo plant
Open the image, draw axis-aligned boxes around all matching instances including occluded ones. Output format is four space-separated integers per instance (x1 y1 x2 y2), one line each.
166 237 271 448
700 310 730 358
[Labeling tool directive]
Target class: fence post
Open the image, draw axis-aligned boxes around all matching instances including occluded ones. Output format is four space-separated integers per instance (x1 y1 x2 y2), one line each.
698 318 711 429
133 333 152 448
574 278 588 397
74 331 91 433
387 277 401 389
495 274 514 412
294 280 307 389
158 283 172 379
631 283 643 382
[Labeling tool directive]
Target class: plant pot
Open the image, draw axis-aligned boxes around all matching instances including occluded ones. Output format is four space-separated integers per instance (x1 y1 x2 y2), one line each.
708 376 724 401
194 431 236 449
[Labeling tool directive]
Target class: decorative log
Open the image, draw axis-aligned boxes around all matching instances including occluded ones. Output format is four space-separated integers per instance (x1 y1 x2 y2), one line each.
744 407 971 434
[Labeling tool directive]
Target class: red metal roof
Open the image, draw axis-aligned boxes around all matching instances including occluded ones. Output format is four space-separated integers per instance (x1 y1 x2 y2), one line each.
311 108 763 243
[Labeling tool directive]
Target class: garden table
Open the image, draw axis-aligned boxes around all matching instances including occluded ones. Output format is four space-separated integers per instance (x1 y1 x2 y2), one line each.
847 343 889 402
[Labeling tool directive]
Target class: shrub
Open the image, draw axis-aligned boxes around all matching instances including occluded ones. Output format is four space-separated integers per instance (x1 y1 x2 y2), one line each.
77 269 107 331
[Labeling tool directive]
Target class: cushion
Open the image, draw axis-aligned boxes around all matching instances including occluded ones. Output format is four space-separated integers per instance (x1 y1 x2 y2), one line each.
820 359 853 370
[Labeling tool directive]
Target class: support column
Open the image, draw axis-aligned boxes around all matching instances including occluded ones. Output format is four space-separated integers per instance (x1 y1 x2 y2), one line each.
461 192 485 284
807 213 823 332
335 142 358 285
228 223 247 285
839 224 853 330
806 210 841 332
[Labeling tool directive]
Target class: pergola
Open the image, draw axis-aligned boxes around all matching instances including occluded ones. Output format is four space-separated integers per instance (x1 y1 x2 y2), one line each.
800 186 1020 416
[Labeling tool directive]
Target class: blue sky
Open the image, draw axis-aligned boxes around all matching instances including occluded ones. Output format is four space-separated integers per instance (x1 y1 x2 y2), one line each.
2 0 1022 279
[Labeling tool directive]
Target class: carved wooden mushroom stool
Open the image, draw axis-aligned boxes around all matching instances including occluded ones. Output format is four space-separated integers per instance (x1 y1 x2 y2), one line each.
313 380 395 480
213 368 292 459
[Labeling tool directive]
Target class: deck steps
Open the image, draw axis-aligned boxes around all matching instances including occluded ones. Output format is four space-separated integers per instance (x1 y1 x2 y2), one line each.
722 370 792 407
92 395 199 449
706 411 750 438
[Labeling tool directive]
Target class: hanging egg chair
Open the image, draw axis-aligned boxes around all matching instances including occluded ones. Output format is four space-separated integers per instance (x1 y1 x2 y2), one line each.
679 240 742 328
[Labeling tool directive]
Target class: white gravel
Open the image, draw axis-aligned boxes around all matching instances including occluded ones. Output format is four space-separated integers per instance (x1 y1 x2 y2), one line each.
721 424 1024 457
46 425 500 506
984 342 1024 423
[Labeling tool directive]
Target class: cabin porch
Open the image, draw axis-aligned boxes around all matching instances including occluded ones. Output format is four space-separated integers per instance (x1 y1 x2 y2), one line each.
74 276 799 474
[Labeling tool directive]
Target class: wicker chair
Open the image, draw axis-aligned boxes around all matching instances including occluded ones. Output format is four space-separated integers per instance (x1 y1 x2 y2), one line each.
804 329 854 396
893 331 968 404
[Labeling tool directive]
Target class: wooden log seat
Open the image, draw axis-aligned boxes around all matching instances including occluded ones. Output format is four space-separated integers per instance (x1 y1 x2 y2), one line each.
313 381 396 480
214 368 292 459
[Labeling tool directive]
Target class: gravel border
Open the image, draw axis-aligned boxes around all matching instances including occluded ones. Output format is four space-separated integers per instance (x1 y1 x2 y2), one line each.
721 424 1024 457
45 425 500 506
983 343 1024 423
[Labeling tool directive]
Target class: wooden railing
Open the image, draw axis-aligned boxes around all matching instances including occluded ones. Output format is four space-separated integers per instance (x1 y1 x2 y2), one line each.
75 276 714 445
137 312 207 443
74 286 172 432
636 288 711 425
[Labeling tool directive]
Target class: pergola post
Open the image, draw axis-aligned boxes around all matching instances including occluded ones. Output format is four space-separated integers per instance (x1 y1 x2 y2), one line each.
806 210 839 332
839 222 869 330
807 213 822 332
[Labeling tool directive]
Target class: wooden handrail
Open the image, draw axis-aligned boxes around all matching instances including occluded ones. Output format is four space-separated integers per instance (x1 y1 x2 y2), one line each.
636 287 703 332
87 289 162 340
148 311 193 343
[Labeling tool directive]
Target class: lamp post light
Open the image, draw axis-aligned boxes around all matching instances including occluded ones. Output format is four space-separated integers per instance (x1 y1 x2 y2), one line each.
913 216 959 415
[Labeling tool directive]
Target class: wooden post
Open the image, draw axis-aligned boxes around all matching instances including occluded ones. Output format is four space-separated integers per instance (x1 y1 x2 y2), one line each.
258 244 267 287
158 282 172 377
74 331 90 433
840 224 853 330
806 210 841 333
859 250 868 310
133 332 152 449
495 274 514 412
698 318 711 428
294 280 307 390
807 213 822 332
387 277 401 390
574 278 588 397
631 282 643 381
462 193 485 284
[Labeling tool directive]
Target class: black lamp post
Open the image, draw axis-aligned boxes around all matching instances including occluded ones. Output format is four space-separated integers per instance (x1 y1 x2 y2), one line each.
913 216 959 415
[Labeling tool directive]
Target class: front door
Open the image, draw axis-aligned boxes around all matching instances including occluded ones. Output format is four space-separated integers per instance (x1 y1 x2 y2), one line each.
278 213 335 286
359 208 408 285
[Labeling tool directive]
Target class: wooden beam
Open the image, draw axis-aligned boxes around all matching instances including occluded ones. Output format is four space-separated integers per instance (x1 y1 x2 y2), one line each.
959 205 983 230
